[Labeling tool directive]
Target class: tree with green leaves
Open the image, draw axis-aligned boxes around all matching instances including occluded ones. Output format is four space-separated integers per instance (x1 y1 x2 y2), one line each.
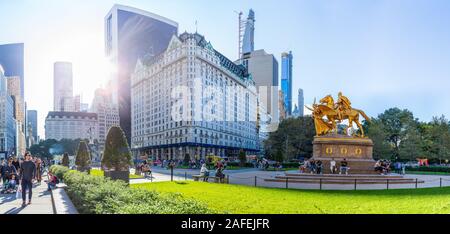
377 108 418 159
238 149 246 167
274 149 284 163
264 116 315 161
28 138 85 159
364 119 393 160
28 139 58 159
183 153 190 166
102 126 133 171
75 141 91 173
422 116 450 163
398 126 424 161
62 152 70 167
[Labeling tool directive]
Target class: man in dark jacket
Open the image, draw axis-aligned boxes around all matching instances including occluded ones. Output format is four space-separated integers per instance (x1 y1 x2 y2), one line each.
12 157 20 172
20 152 36 207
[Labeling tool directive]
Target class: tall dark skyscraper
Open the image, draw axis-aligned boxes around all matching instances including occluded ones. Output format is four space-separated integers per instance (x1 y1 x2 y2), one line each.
105 4 178 143
242 9 255 55
0 43 24 98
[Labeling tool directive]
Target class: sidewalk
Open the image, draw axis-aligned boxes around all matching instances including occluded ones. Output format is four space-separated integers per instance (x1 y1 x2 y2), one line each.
0 181 54 214
130 172 186 184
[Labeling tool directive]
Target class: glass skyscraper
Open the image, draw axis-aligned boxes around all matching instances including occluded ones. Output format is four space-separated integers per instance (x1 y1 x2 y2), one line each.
0 43 24 98
27 110 38 143
105 4 178 143
298 88 304 117
242 9 255 55
0 65 17 158
281 51 293 115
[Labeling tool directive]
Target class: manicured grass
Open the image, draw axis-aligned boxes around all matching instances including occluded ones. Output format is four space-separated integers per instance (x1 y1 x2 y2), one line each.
406 171 450 175
132 181 450 214
224 166 253 170
90 169 144 179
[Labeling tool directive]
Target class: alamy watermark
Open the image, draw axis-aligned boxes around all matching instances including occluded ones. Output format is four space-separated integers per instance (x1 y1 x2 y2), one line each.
169 78 280 132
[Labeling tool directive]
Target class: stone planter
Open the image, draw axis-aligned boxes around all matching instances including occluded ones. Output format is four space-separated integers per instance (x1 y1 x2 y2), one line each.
104 170 130 184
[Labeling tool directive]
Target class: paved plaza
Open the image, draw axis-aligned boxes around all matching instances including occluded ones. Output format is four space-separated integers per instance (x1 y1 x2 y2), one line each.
139 167 450 190
0 181 53 214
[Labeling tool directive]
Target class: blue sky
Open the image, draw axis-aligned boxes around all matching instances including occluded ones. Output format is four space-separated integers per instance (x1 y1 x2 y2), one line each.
1 0 450 137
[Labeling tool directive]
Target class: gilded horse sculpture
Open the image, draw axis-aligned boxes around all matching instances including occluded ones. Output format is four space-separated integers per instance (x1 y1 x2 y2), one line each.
306 93 371 137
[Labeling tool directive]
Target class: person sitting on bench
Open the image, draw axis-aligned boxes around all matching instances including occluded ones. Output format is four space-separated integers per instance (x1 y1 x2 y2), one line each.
141 160 152 179
47 171 59 191
215 166 225 182
339 158 349 175
330 158 337 174
200 163 209 182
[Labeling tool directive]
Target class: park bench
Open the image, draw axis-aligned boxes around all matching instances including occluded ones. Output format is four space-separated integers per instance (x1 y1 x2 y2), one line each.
192 175 228 183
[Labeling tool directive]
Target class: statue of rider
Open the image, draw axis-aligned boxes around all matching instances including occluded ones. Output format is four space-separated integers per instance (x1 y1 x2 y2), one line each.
335 92 352 120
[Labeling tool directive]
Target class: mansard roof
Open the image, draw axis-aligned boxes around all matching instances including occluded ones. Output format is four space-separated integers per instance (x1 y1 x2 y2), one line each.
46 111 97 120
139 32 250 80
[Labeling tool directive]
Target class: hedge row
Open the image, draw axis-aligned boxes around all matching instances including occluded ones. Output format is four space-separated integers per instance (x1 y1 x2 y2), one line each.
49 165 70 180
282 162 300 168
405 166 450 173
49 165 213 214
224 162 254 168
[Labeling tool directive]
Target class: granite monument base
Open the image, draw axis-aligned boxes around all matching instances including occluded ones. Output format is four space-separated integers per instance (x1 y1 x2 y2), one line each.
312 134 377 174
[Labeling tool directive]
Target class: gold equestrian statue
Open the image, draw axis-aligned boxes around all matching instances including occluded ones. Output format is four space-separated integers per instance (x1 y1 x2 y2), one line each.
305 92 371 137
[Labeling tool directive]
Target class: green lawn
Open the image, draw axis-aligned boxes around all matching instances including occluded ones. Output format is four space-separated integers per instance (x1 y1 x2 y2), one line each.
406 171 450 175
90 169 144 179
224 166 253 170
132 181 450 214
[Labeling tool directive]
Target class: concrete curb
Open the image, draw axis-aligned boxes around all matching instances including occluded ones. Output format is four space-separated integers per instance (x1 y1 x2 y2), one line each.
50 184 79 214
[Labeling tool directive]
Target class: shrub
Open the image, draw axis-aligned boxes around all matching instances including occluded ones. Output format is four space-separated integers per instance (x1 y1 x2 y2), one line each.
282 162 300 168
102 126 133 171
226 162 254 168
114 192 212 214
49 165 70 180
75 141 91 172
62 152 70 167
60 169 213 214
405 166 450 173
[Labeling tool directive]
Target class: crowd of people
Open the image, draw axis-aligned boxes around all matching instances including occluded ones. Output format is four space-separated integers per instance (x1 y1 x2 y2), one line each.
256 159 283 171
199 160 226 182
136 160 153 179
374 159 392 175
300 158 350 175
136 158 208 170
0 152 54 207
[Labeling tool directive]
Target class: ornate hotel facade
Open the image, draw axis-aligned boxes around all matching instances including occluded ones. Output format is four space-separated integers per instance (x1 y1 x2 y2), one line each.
131 32 259 160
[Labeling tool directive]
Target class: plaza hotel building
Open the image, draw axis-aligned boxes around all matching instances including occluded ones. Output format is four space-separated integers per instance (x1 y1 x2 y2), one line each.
131 32 259 160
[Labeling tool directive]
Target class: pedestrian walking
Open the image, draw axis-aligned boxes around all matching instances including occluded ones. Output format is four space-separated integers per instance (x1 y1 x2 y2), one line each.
20 152 36 207
35 158 42 184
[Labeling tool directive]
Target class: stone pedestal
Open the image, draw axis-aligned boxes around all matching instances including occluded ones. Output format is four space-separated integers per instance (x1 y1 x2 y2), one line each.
312 134 376 174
